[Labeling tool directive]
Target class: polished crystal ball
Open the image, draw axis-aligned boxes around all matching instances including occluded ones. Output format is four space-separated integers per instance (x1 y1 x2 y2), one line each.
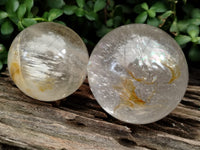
8 22 89 101
88 24 188 124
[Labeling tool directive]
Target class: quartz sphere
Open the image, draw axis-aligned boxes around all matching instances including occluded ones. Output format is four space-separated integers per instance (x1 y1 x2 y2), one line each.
87 24 188 124
8 22 89 101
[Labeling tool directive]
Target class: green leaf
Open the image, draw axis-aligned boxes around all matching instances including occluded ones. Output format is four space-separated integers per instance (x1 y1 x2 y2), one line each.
158 10 173 26
125 19 131 24
182 0 187 4
150 2 167 13
170 19 178 34
114 5 123 16
31 6 39 16
191 37 199 43
17 21 24 30
6 0 19 14
17 4 26 19
94 0 106 13
159 10 173 20
141 2 148 11
0 50 7 59
97 25 112 37
42 12 49 19
86 0 94 9
182 3 193 15
188 18 200 26
175 35 191 45
0 48 8 65
133 4 144 14
76 0 85 8
0 51 7 59
191 8 200 19
0 61 3 70
3 58 7 65
0 44 6 53
106 19 113 27
8 13 18 24
113 16 122 27
48 9 63 21
24 0 33 12
54 20 66 25
189 45 200 62
120 5 131 14
108 0 114 9
177 20 189 32
197 37 200 44
22 18 37 27
0 11 8 19
187 24 199 38
147 18 160 27
135 11 147 23
46 0 65 9
75 8 85 17
1 20 14 35
85 11 97 21
147 9 156 18
63 5 77 15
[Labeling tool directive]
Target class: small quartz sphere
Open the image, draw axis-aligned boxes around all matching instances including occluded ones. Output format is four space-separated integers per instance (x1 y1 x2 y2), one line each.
8 22 89 101
87 24 188 124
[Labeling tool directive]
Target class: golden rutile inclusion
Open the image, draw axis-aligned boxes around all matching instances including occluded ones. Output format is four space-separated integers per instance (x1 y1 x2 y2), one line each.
10 62 54 93
87 24 188 124
114 60 180 111
8 22 89 101
10 62 20 83
37 77 55 92
163 59 180 84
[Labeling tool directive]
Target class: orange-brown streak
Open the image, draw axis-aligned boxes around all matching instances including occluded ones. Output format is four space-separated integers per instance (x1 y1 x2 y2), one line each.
163 63 180 84
127 70 155 85
114 77 145 111
38 78 54 92
10 62 20 82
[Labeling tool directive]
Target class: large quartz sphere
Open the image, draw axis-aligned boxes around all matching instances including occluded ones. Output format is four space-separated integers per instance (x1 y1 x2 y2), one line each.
88 24 188 124
8 22 89 101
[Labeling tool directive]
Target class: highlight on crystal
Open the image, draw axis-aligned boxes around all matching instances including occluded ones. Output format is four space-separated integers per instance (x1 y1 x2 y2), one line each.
87 24 188 124
8 22 89 101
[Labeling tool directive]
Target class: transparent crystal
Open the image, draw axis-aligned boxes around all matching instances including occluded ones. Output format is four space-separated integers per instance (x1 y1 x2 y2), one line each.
8 22 89 101
88 24 188 124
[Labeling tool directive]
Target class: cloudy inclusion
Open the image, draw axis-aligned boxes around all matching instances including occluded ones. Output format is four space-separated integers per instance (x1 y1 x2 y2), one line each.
88 24 188 124
8 22 89 101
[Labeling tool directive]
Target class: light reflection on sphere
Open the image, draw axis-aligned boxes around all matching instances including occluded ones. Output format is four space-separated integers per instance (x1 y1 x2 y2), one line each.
88 24 188 124
8 22 89 101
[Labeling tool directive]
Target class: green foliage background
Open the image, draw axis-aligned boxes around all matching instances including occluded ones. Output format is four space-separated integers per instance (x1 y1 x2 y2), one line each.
0 0 200 71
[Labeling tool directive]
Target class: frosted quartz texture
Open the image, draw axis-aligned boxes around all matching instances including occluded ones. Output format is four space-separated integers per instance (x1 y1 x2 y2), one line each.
88 24 188 124
8 22 89 101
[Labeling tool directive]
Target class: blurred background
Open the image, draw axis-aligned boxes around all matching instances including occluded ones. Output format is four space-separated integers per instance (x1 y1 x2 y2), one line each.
0 0 200 72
